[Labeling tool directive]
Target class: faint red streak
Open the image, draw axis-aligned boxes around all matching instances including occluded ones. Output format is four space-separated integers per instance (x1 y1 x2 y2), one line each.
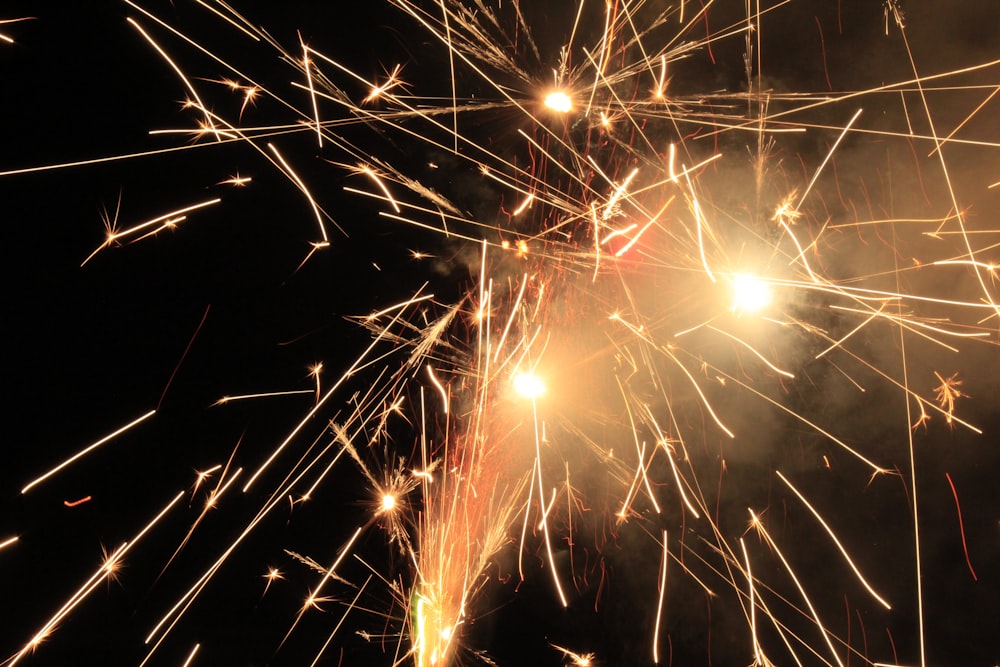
945 472 978 581
63 496 92 507
158 304 211 410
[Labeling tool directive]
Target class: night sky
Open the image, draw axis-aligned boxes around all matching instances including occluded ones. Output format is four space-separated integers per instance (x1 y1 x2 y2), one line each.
2 2 998 666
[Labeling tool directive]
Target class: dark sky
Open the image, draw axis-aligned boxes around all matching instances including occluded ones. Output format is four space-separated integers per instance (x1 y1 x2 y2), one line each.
1 2 998 666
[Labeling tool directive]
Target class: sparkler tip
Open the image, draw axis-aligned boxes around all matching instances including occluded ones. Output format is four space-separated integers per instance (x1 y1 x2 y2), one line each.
543 90 573 114
513 372 545 399
730 274 772 315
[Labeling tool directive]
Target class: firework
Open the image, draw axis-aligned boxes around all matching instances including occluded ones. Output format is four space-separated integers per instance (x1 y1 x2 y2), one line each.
2 1 998 666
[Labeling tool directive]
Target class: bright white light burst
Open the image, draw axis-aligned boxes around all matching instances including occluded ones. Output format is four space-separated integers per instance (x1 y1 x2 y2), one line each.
543 90 572 113
513 372 545 399
730 274 771 314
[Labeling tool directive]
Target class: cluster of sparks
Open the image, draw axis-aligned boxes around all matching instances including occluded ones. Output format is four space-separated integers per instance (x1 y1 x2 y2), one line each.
3 1 998 666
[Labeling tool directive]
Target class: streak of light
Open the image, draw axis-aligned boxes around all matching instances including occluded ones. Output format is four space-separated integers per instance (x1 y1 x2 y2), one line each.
0 17 34 44
12 491 184 665
81 199 221 266
551 643 595 666
213 390 314 406
652 530 668 663
280 526 364 648
776 471 892 610
740 538 765 667
21 409 156 494
748 509 845 667
126 18 220 140
308 575 372 667
301 42 323 147
706 325 793 379
357 164 401 213
243 295 425 492
425 365 450 414
180 644 200 667
267 142 329 244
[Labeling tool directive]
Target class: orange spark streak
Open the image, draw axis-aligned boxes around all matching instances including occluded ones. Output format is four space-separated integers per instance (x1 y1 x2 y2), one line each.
776 471 891 610
180 644 200 667
652 530 668 663
301 42 323 147
21 409 156 494
242 298 421 493
13 491 183 665
748 509 845 667
214 390 313 406
126 18 220 140
81 198 221 266
267 142 329 244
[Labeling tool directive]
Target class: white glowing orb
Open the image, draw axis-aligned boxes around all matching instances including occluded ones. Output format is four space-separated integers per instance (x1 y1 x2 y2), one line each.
513 372 545 399
731 274 771 314
543 91 573 113
381 494 396 512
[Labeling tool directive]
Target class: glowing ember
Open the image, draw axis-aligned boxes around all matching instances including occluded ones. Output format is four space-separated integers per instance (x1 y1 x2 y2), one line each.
543 90 573 113
513 372 545 399
730 273 772 314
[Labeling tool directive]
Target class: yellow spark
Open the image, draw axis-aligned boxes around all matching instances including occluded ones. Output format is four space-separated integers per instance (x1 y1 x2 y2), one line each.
512 193 534 216
213 390 313 406
81 199 221 266
1 17 34 44
652 530 668 664
748 509 846 667
14 492 183 665
615 197 673 257
126 18 220 140
380 494 397 513
262 567 284 597
191 464 222 497
243 297 425 493
364 293 435 322
310 362 323 402
363 63 407 103
267 142 329 244
544 90 573 113
180 644 200 667
730 274 772 314
425 364 450 414
551 643 596 666
218 173 252 186
357 164 401 213
513 372 545 399
21 410 156 494
933 371 968 424
654 54 668 98
777 471 892 610
300 42 322 147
